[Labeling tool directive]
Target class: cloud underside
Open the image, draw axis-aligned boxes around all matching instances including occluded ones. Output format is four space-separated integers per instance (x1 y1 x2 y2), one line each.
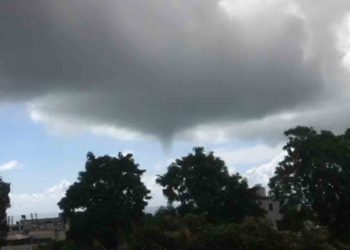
0 160 21 172
1 0 350 144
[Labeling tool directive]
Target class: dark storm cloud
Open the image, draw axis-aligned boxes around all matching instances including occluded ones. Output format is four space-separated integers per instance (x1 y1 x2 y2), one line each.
1 0 349 144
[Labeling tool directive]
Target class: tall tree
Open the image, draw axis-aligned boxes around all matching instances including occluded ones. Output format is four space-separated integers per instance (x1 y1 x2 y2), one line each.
0 178 10 244
156 147 263 222
269 126 350 240
58 152 151 249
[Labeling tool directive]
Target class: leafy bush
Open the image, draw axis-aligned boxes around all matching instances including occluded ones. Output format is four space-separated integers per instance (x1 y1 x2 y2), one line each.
130 215 350 250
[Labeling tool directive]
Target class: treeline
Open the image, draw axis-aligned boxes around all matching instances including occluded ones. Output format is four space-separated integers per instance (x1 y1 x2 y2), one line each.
1 126 350 249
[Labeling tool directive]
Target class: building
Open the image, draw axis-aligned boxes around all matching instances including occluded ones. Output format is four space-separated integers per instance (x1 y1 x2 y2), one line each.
1 214 67 250
255 185 282 223
1 234 40 250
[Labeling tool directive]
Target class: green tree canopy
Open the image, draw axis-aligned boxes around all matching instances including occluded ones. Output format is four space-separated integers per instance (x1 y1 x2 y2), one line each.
0 177 10 243
156 147 263 222
58 152 151 249
130 215 348 250
269 126 350 240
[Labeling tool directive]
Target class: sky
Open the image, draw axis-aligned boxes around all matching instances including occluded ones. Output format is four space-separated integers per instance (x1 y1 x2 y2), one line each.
1 0 350 216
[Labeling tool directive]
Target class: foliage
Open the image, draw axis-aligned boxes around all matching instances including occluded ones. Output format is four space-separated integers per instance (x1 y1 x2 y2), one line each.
156 147 263 222
0 177 10 243
276 206 316 232
269 126 350 240
130 214 349 250
130 213 209 250
155 205 177 216
58 152 151 249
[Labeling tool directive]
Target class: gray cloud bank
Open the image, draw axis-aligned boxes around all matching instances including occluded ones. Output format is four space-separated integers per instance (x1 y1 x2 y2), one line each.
1 0 350 144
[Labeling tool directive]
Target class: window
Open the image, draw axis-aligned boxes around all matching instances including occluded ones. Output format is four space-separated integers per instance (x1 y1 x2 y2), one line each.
269 203 273 211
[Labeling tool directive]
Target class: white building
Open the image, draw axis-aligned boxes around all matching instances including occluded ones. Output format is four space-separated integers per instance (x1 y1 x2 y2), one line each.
1 215 67 250
255 185 282 223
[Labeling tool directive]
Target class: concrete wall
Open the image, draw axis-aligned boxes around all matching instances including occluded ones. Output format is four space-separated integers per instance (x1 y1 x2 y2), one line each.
28 230 66 241
258 199 282 223
1 245 38 250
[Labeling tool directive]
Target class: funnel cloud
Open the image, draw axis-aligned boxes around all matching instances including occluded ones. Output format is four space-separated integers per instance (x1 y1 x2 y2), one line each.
1 0 350 146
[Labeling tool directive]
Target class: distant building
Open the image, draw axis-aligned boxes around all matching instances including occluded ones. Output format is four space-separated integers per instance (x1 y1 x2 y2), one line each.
254 185 282 223
1 214 67 250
